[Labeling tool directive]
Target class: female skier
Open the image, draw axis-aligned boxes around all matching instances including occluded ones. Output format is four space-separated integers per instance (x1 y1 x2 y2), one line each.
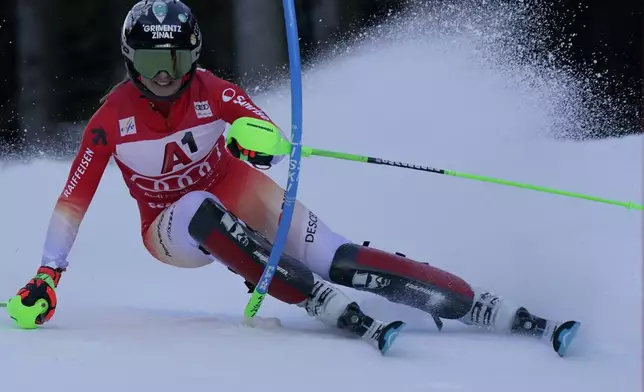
7 0 579 356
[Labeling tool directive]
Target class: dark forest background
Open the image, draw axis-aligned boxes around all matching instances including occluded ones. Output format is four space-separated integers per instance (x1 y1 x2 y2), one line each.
0 0 641 159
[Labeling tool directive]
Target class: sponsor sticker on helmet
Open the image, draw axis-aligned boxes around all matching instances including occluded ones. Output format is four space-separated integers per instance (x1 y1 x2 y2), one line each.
152 1 168 24
131 2 150 22
144 24 182 39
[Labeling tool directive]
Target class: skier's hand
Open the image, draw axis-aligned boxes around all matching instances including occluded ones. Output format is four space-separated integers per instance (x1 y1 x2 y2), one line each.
227 137 273 169
6 266 63 329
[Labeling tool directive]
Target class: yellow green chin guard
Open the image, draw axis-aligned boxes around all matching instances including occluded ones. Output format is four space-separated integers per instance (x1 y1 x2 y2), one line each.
5 295 49 329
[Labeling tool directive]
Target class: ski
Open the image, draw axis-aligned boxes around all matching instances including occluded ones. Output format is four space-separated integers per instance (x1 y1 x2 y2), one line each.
551 320 581 357
377 320 406 355
512 308 581 357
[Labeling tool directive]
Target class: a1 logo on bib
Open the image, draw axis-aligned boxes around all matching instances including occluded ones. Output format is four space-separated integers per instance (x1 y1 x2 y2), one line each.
194 101 213 118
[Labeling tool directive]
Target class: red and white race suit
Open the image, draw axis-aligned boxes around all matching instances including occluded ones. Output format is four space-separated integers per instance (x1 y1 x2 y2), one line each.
42 68 348 277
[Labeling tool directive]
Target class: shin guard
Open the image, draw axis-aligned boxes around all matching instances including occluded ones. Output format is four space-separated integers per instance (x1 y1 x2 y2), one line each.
187 197 314 305
329 243 475 326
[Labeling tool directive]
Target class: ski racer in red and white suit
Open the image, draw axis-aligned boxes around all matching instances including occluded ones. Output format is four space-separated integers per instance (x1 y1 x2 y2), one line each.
9 0 579 356
46 69 305 270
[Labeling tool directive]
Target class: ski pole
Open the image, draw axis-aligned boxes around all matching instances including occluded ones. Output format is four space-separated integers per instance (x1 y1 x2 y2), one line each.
226 121 643 211
303 147 643 211
242 0 304 320
0 302 7 308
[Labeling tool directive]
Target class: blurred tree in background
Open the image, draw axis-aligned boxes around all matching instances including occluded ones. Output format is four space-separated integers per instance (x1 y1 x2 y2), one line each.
0 0 641 159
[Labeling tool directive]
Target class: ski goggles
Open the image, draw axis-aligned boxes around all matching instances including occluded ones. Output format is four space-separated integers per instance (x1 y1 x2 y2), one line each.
132 49 193 79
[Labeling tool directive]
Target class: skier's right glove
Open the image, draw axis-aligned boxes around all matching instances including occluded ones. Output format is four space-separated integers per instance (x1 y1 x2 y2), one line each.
226 137 274 169
6 266 63 329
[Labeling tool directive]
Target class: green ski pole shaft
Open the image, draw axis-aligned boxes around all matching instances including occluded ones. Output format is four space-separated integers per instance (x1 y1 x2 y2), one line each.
305 148 643 211
224 124 642 211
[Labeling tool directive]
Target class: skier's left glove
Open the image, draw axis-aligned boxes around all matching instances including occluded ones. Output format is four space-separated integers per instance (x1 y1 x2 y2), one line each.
6 266 63 329
227 138 273 169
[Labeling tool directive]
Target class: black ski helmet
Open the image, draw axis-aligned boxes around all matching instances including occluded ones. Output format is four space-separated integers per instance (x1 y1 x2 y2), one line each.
121 0 202 101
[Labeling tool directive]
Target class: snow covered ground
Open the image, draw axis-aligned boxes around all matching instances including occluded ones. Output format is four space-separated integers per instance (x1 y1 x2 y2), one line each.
1 6 641 392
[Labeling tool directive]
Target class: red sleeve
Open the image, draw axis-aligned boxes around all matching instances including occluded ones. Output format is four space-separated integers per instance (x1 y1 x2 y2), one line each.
41 104 114 269
215 79 289 141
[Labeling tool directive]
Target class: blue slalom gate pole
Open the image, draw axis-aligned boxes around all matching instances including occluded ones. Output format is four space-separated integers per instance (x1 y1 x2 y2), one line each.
244 0 304 318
